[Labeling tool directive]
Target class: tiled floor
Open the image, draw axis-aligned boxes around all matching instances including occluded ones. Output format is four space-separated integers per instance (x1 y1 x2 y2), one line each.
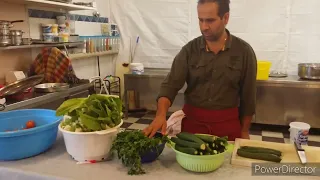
121 111 320 147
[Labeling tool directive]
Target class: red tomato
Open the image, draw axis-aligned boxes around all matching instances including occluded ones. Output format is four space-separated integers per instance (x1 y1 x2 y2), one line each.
26 120 36 129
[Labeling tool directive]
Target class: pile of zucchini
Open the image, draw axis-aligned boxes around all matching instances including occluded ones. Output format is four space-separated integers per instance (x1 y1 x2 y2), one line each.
237 146 282 163
170 132 229 155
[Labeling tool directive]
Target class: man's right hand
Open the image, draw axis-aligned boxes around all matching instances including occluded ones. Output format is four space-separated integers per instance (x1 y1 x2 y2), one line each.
143 116 167 138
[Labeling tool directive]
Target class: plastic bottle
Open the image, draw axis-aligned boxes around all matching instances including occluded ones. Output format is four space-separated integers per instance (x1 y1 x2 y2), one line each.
86 37 91 53
82 37 86 53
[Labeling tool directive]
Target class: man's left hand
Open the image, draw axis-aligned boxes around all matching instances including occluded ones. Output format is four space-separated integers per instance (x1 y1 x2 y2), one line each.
241 131 250 139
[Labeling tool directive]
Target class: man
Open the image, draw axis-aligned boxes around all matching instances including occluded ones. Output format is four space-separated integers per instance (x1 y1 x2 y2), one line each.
143 0 257 141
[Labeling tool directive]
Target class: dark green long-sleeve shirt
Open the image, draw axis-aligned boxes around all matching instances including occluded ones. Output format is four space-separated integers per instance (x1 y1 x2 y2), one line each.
158 30 257 117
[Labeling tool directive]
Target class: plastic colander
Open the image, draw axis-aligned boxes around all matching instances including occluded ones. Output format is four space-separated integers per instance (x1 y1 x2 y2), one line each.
0 109 62 161
169 135 234 173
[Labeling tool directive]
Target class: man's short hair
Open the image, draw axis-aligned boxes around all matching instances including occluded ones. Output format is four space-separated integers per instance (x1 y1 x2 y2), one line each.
198 0 230 18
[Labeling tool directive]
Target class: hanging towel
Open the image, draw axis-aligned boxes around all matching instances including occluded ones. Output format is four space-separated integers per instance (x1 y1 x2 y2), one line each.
29 47 81 84
166 110 185 136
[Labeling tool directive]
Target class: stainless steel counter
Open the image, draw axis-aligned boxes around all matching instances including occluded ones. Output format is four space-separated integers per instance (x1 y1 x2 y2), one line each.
125 69 320 88
3 83 94 112
124 69 320 128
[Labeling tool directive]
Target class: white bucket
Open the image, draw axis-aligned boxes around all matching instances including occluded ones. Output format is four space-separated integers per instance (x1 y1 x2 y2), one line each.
129 63 144 74
59 119 123 162
289 122 310 145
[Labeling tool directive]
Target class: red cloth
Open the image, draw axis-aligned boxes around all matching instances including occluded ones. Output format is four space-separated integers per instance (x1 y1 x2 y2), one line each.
181 104 241 141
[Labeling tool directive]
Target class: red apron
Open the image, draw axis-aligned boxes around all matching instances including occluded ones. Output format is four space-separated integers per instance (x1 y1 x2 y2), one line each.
181 104 241 141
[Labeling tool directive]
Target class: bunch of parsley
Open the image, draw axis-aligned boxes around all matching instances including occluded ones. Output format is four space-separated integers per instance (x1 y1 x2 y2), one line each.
111 130 168 175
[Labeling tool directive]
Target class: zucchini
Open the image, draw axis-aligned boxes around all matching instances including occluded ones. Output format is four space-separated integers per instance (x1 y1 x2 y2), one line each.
177 132 204 144
205 144 213 153
195 134 217 143
215 137 228 146
237 149 282 163
171 137 206 150
175 145 198 155
240 146 282 157
213 150 218 155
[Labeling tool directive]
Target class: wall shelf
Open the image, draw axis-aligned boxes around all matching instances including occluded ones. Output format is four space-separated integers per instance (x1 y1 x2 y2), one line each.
0 42 84 51
69 51 119 60
2 0 96 11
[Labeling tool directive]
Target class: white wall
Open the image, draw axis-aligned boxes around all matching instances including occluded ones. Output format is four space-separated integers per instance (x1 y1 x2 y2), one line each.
111 0 320 75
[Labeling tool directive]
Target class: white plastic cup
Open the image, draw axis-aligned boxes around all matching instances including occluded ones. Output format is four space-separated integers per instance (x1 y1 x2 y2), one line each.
42 24 52 33
289 122 310 145
43 33 54 42
52 24 58 34
58 24 66 33
129 63 144 75
57 16 66 25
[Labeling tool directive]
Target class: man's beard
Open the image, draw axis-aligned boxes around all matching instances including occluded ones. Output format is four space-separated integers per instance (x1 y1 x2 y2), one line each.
202 28 224 42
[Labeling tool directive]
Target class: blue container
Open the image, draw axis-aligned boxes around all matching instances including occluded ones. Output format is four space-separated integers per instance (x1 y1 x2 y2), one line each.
0 109 62 161
140 132 166 163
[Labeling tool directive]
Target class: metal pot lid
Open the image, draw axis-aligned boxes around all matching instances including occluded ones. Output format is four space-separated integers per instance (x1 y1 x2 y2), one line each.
0 75 44 97
0 20 24 25
34 83 69 93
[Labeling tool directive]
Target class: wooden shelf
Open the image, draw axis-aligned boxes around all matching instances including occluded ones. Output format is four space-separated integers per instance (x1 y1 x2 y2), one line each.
2 0 96 11
0 42 84 51
69 51 119 60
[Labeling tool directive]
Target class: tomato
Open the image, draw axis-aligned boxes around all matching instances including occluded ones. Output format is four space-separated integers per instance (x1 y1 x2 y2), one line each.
26 120 36 129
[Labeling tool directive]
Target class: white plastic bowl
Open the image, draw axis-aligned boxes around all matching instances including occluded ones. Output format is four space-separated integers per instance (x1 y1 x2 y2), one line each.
59 119 123 162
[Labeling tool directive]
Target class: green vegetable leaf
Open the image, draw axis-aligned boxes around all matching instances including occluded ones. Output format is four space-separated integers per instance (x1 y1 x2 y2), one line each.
104 104 112 117
56 98 87 116
79 112 102 131
56 94 123 132
97 117 112 122
112 97 123 113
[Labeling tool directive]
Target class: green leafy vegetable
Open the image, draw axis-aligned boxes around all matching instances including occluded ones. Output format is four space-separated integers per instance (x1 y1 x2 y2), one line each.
56 94 123 132
56 98 87 116
111 130 169 175
79 112 102 131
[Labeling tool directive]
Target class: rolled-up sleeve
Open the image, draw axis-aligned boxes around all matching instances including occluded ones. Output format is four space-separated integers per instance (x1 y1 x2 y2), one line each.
239 45 257 117
157 47 188 105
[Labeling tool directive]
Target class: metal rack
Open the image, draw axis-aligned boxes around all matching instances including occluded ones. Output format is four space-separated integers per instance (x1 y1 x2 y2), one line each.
103 76 121 98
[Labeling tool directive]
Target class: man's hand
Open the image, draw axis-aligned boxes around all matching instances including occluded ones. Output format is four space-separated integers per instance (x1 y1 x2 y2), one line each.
143 116 167 138
240 116 252 139
241 131 250 139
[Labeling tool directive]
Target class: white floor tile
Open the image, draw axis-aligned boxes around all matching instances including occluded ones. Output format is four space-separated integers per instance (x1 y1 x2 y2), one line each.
124 117 139 123
261 131 284 138
250 135 262 141
284 138 291 144
127 123 148 130
308 135 320 142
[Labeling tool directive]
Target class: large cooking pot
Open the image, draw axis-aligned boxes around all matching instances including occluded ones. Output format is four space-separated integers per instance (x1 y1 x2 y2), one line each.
0 20 23 46
0 35 11 46
298 63 320 80
9 30 24 46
